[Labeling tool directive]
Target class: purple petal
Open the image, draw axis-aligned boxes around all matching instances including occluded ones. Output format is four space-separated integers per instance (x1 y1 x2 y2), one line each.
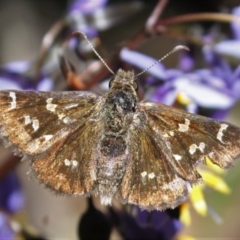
0 213 14 240
149 88 178 106
36 77 53 91
165 69 183 79
0 77 22 90
178 51 195 71
147 78 177 105
232 80 240 98
231 6 240 39
1 60 54 90
120 48 167 79
195 69 227 88
231 64 240 81
111 208 156 239
0 171 24 213
230 65 240 96
186 102 198 114
214 40 240 58
173 77 235 108
4 61 29 73
203 46 232 82
209 109 230 120
0 61 34 89
68 0 108 14
136 209 182 240
7 189 24 213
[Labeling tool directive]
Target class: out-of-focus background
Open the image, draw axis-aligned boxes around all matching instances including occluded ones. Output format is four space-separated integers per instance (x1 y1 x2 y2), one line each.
1 0 240 239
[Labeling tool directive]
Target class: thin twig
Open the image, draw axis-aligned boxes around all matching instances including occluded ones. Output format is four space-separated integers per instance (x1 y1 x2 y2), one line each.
155 12 240 28
146 0 169 33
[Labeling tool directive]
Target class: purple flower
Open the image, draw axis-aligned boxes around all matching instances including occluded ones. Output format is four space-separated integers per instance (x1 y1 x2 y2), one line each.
68 0 108 15
0 171 24 214
0 171 25 240
0 213 14 240
0 61 53 91
109 206 182 240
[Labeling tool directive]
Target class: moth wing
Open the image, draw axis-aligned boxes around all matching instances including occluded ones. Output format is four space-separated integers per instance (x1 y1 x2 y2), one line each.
0 90 104 194
118 101 240 210
0 90 101 155
139 101 240 172
118 111 189 210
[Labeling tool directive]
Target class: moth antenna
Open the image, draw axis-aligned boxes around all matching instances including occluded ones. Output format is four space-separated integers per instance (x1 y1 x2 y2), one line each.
72 31 115 75
134 45 189 79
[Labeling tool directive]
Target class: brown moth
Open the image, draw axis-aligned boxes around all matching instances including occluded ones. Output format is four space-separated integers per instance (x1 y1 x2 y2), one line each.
0 32 240 210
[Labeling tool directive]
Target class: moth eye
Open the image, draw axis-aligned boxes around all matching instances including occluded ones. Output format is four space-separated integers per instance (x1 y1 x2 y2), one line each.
133 81 138 91
109 78 114 89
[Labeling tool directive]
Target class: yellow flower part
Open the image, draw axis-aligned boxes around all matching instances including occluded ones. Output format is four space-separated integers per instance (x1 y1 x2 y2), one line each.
180 202 191 226
189 185 207 216
176 235 196 240
198 168 231 194
176 92 192 105
205 157 225 174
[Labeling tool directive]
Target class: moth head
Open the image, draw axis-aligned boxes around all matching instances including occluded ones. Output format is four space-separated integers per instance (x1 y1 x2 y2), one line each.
109 69 138 92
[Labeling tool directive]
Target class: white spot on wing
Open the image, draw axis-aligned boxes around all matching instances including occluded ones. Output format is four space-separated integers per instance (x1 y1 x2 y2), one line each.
178 119 190 132
64 103 79 109
189 144 197 154
64 159 71 166
163 133 169 138
32 119 39 131
141 171 147 177
24 115 31 125
217 124 228 143
64 159 78 168
9 92 17 109
199 142 205 152
43 135 53 141
173 154 182 161
72 160 78 168
63 117 71 124
46 98 57 112
58 113 65 120
189 142 205 155
169 131 174 136
148 172 155 179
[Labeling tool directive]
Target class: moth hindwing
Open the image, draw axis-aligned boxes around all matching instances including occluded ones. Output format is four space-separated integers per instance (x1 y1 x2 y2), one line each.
0 69 240 210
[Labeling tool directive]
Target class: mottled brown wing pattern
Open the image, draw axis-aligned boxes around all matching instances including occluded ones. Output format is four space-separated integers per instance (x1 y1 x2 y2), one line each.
31 114 104 195
0 90 104 194
140 102 240 171
0 90 100 154
118 101 240 210
118 111 189 210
